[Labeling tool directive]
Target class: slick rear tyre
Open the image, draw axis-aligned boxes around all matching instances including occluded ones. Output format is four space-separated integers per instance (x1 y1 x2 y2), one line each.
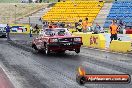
45 44 50 55
75 48 80 54
32 44 41 53
32 44 38 50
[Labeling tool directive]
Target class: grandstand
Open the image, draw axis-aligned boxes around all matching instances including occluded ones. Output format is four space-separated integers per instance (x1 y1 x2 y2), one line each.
42 1 104 26
5 0 131 28
104 1 132 28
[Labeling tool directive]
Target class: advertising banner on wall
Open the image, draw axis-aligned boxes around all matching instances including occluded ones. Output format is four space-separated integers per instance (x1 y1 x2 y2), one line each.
10 24 30 34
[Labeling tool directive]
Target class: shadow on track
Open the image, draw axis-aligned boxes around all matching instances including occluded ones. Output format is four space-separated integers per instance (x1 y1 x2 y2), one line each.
33 51 80 60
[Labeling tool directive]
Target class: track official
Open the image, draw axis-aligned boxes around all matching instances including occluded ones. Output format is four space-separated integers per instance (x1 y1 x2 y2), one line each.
6 24 11 41
82 18 88 33
109 20 118 42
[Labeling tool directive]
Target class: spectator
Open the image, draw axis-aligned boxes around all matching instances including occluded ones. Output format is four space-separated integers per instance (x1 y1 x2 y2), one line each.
118 20 125 34
67 22 71 29
5 24 11 41
82 17 89 33
109 20 118 43
75 21 79 28
57 21 61 27
52 23 58 28
30 25 33 37
42 21 48 30
76 23 82 32
39 17 42 22
48 22 52 27
34 24 39 34
119 20 124 26
59 22 62 28
61 22 65 28
92 23 101 34
79 19 82 23
100 27 105 33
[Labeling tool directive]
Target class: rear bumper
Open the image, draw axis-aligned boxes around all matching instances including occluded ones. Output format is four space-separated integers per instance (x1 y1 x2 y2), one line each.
48 42 82 51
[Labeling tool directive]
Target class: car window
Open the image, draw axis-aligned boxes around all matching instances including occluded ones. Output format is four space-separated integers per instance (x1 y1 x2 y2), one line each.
57 29 71 36
57 29 65 35
44 28 71 36
45 29 55 36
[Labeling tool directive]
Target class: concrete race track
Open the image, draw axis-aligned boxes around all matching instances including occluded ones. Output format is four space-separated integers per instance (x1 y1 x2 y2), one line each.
0 34 132 88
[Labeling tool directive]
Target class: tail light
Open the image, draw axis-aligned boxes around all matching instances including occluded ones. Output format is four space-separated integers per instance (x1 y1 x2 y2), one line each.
74 37 82 42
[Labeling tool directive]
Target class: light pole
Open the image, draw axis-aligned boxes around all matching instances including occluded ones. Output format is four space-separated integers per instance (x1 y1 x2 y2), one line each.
14 5 17 24
29 16 30 25
29 16 33 37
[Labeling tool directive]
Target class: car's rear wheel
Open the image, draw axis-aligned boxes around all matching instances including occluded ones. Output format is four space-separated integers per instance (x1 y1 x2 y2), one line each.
75 48 80 54
32 44 38 50
45 44 50 55
32 44 41 53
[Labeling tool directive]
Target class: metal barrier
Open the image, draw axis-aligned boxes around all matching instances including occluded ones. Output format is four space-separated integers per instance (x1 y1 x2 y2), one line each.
110 40 131 53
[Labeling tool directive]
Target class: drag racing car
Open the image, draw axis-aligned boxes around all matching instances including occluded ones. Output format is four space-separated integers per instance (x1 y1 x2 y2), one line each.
32 28 83 54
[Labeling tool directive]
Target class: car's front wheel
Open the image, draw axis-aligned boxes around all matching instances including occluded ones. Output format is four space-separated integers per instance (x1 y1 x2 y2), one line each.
75 48 80 54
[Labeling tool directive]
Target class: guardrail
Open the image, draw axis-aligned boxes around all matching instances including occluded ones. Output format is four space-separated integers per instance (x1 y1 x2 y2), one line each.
73 32 132 53
110 40 131 53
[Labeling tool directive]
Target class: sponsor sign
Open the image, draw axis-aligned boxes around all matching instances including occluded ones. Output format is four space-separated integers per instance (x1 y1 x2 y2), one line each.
10 24 30 33
76 66 131 85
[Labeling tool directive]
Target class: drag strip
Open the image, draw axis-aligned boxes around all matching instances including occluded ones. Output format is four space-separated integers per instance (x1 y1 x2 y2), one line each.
0 34 132 88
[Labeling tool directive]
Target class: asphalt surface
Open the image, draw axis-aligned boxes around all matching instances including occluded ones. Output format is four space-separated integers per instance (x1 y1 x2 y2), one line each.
0 34 132 88
0 67 14 88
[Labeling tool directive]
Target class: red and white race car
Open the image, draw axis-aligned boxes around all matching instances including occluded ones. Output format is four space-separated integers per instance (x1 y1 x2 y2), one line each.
32 28 83 54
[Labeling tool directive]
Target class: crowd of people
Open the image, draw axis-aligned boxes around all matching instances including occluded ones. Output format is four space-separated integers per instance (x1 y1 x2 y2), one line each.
74 18 105 34
39 17 105 34
30 17 126 43
74 18 127 42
